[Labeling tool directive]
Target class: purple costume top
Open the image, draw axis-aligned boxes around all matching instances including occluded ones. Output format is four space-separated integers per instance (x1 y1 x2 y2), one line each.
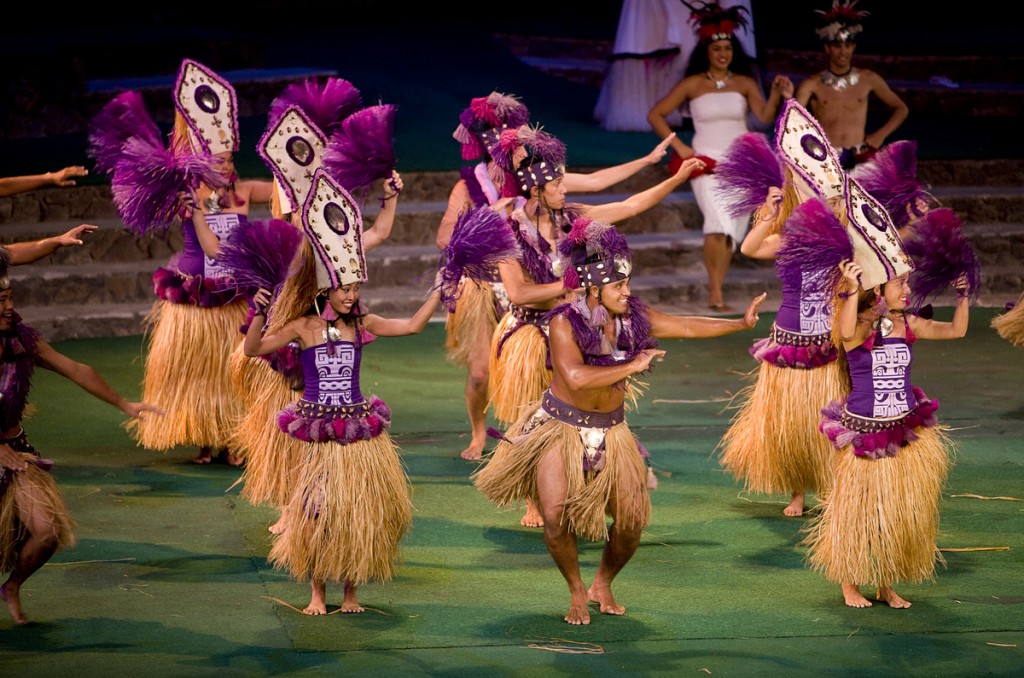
152 213 247 307
277 339 391 444
819 329 939 459
749 266 839 369
844 336 917 419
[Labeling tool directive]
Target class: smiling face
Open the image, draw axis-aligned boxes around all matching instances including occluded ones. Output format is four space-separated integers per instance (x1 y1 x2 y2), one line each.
596 277 632 316
0 286 14 332
328 282 361 315
707 39 734 72
881 274 910 312
824 40 856 72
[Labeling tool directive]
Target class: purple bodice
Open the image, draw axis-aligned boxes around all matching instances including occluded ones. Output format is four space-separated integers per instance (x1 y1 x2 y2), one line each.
845 336 917 418
177 213 245 277
299 342 365 406
775 267 832 335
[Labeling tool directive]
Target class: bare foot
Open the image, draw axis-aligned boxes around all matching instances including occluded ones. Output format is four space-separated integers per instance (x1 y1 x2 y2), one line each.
842 583 872 608
268 511 287 535
341 583 364 613
784 492 805 517
877 586 911 609
0 581 28 625
192 446 212 464
303 581 328 615
565 592 591 625
460 441 484 461
588 582 626 616
216 448 244 467
521 498 544 527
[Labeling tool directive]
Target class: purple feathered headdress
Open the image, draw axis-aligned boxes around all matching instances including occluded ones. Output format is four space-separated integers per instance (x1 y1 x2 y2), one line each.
322 103 397 200
559 217 632 290
110 135 226 237
88 91 165 177
489 125 567 195
439 206 520 311
268 77 362 139
777 197 852 299
850 140 934 228
902 207 981 310
714 131 786 219
452 91 531 161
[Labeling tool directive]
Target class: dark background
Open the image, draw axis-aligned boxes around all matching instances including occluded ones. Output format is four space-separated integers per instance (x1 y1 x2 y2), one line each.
3 1 1020 178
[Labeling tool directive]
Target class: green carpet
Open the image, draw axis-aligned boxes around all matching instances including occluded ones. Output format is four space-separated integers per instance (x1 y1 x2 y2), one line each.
4 311 1022 676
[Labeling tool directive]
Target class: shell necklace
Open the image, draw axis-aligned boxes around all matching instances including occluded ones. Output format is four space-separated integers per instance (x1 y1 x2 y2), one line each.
707 71 732 90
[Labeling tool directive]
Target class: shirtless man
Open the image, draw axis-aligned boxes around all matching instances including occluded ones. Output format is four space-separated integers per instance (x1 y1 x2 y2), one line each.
795 1 908 169
474 219 765 624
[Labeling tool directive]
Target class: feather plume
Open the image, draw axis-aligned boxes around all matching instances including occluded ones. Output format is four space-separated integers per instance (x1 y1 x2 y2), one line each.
714 132 785 218
516 125 566 170
87 91 164 176
110 136 225 237
850 140 927 227
777 197 852 296
323 103 397 197
268 77 362 138
215 218 304 293
903 207 981 309
439 206 519 311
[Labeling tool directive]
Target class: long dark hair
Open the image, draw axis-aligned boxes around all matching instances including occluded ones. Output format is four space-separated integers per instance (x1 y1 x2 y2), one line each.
684 35 756 78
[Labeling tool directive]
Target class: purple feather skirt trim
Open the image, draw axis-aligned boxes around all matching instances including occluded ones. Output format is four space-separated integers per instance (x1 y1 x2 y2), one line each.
152 267 245 308
819 386 940 459
277 396 392 444
749 324 839 369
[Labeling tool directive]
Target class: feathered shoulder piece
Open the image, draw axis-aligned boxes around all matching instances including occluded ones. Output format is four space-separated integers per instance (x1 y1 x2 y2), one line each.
269 77 362 138
323 103 397 200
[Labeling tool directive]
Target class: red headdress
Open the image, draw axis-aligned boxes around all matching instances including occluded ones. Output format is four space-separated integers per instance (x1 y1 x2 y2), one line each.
815 0 869 43
684 1 750 43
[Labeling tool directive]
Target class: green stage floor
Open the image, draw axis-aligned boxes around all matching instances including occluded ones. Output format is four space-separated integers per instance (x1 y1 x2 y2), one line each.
3 309 1022 677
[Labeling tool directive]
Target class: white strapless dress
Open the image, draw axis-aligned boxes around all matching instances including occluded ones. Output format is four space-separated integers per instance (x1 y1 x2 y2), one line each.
689 91 751 247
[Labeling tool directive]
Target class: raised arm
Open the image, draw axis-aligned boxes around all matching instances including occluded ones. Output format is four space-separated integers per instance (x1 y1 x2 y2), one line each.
748 75 794 127
363 282 441 337
0 166 88 197
364 170 403 252
435 180 472 250
582 156 705 225
563 134 675 193
34 340 163 420
648 292 765 339
836 260 867 349
739 186 784 259
6 224 98 265
908 276 970 340
244 288 305 356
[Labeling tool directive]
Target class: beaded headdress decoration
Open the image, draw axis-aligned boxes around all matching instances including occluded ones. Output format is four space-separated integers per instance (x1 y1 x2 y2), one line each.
172 59 239 155
489 125 567 196
301 167 366 290
844 176 912 290
774 99 847 202
559 217 633 291
815 0 868 43
258 105 327 217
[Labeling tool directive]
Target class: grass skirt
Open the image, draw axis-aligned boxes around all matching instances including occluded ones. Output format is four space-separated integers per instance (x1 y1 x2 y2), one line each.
718 359 847 496
445 279 500 366
802 425 952 586
473 403 650 542
991 290 1024 347
126 299 248 450
0 458 77 572
488 313 551 426
227 344 302 507
268 432 412 585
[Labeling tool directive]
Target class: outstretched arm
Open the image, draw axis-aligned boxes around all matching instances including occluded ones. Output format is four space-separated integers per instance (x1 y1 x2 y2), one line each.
363 280 442 337
582 156 705 224
6 224 98 265
34 340 164 420
550 314 665 390
649 292 766 339
563 134 676 193
0 166 88 197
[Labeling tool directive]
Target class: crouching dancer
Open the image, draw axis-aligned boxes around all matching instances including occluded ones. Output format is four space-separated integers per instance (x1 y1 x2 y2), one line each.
473 218 764 624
